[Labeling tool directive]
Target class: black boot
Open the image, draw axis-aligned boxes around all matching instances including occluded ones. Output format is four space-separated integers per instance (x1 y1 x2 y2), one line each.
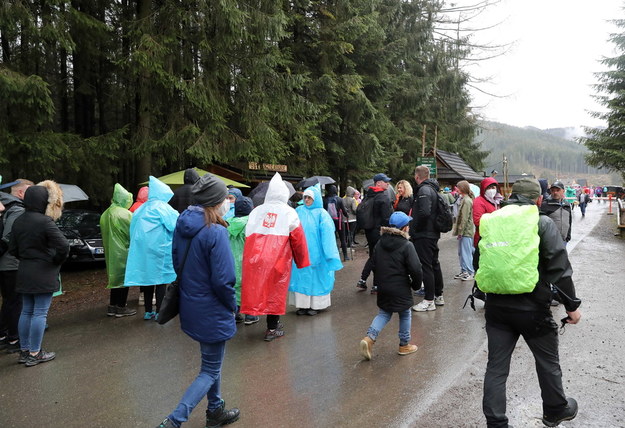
206 401 240 428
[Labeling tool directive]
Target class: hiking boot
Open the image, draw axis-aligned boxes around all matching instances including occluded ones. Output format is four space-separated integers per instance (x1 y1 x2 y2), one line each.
460 273 474 281
143 311 156 320
412 300 436 312
370 285 378 294
296 308 308 316
434 295 445 306
155 418 178 428
4 340 21 354
244 315 259 325
356 279 367 291
453 272 466 279
107 305 117 317
542 397 578 427
18 350 30 364
414 287 425 296
115 306 137 318
263 322 284 342
206 400 240 428
25 350 56 367
398 344 418 356
360 336 375 360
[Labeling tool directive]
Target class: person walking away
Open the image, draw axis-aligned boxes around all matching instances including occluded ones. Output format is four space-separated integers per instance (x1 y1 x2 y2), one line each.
477 178 581 427
323 184 350 261
169 168 200 214
125 176 179 321
289 185 343 316
540 181 572 243
156 173 240 428
9 181 68 366
356 173 393 294
226 196 259 325
411 166 445 312
0 179 33 353
393 180 414 215
129 186 148 213
343 186 359 246
452 181 475 281
359 211 422 360
223 187 241 221
240 173 310 341
578 189 590 217
100 184 137 318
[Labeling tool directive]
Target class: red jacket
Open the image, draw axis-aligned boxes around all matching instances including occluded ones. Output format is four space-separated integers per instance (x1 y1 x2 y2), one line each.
472 177 499 247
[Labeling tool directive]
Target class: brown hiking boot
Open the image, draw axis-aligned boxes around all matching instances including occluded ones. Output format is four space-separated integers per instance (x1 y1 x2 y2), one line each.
360 336 375 360
398 344 418 356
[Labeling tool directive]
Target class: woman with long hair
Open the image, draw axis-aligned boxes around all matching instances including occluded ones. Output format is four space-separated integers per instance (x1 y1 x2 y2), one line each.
156 174 239 428
452 180 475 281
393 180 414 215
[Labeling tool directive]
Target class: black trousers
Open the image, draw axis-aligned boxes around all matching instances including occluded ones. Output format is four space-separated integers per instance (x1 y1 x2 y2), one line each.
412 238 444 300
360 228 380 284
333 219 348 259
141 285 166 313
483 305 568 427
267 314 280 330
0 271 21 341
109 287 130 307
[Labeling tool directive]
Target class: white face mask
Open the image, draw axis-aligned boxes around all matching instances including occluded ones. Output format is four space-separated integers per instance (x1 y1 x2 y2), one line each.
219 199 230 216
485 188 497 199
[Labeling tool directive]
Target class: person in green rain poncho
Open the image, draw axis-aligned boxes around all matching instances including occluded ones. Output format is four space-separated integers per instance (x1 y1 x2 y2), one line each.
100 184 137 317
227 196 259 325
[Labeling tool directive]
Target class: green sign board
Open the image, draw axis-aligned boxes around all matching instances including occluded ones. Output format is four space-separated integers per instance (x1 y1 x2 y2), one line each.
416 156 437 176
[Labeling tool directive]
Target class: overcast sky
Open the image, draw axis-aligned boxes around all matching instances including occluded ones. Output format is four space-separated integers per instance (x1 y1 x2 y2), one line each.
452 0 622 130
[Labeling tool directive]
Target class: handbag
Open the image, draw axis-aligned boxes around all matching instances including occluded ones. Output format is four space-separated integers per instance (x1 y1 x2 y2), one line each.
158 227 203 325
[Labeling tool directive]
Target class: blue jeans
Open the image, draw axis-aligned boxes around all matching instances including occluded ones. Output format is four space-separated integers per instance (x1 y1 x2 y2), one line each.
367 308 411 345
18 293 53 352
168 341 226 426
458 236 475 274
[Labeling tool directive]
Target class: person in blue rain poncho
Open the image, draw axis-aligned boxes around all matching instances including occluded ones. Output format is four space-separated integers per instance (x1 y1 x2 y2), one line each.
288 185 343 316
223 187 242 221
125 176 179 320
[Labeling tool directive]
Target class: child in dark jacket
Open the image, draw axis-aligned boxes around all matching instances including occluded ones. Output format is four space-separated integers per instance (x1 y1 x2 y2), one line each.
359 211 423 360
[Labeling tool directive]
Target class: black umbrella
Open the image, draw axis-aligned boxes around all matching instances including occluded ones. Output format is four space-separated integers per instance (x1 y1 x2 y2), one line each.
297 176 335 189
248 180 296 207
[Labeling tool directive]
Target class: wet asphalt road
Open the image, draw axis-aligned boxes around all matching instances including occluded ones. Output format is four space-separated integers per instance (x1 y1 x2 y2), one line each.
0 201 623 428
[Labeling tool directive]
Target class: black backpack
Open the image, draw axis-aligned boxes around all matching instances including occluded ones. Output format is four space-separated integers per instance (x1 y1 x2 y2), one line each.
356 196 375 229
434 193 453 233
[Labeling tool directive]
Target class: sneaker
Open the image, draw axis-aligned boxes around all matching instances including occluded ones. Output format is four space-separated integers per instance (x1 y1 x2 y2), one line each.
143 311 155 320
24 350 56 367
434 295 445 306
206 400 240 428
412 300 436 312
359 336 374 360
18 350 30 364
296 308 308 316
115 306 137 318
306 309 318 316
263 322 284 342
4 340 21 354
107 305 117 316
356 279 367 291
414 287 425 296
154 313 159 322
244 315 260 325
235 313 244 323
155 418 178 428
542 397 578 427
398 344 418 355
453 272 466 279
460 273 474 281
370 285 378 295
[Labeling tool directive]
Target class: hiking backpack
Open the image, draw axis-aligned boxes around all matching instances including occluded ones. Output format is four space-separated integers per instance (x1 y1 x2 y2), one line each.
474 204 540 294
326 196 340 220
434 193 454 233
356 196 375 229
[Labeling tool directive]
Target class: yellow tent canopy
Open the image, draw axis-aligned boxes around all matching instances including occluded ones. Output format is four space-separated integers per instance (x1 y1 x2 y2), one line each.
139 168 249 188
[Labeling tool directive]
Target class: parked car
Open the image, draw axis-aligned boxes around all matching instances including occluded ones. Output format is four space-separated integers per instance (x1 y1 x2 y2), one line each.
56 209 105 263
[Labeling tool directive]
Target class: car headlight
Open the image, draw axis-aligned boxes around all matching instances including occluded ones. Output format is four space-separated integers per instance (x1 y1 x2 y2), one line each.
68 238 83 246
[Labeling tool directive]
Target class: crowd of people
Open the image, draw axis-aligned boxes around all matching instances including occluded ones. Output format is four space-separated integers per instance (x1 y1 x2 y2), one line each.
0 167 587 428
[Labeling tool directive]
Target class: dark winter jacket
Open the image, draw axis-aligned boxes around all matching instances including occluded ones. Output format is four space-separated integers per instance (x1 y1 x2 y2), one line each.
169 168 201 214
0 192 26 271
173 205 237 344
540 196 572 242
363 186 393 230
9 183 69 294
372 227 423 312
410 179 441 240
323 185 348 221
394 195 414 216
481 195 580 313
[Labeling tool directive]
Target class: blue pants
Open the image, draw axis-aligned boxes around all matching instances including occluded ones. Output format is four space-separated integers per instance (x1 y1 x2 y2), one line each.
168 341 226 426
367 308 411 345
458 236 475 274
18 293 53 353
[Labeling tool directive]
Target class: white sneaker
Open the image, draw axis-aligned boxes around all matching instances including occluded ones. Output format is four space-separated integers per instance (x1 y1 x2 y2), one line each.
434 295 445 306
460 273 474 281
412 300 436 312
453 272 466 279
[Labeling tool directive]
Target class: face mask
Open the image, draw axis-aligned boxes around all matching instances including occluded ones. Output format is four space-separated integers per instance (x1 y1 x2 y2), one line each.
219 200 230 216
485 188 497 199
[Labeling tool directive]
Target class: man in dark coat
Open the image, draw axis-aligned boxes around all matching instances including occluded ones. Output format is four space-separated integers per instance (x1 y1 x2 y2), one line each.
540 181 572 243
169 168 201 214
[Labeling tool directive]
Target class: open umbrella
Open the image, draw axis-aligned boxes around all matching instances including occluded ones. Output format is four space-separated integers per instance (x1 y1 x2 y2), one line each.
248 181 296 207
297 176 335 189
139 168 249 189
59 184 89 203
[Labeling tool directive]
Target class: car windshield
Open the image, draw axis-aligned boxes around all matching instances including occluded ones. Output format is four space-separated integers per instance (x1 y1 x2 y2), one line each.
58 212 101 238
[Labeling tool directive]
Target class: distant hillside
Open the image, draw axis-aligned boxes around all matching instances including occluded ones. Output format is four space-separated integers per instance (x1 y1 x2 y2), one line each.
474 121 618 184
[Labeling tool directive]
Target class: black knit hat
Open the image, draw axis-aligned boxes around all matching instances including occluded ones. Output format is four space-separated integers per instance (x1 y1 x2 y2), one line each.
191 174 227 207
234 196 253 217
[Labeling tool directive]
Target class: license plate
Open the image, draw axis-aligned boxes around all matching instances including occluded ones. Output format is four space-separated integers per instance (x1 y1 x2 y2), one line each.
94 248 104 255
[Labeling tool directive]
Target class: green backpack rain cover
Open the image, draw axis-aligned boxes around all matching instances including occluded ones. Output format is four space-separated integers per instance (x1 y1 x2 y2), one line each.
475 204 539 294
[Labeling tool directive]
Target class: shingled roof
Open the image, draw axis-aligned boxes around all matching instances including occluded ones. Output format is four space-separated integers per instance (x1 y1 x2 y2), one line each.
434 150 484 182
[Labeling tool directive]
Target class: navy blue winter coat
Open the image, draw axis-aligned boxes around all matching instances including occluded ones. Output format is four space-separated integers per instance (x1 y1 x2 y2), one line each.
173 205 237 344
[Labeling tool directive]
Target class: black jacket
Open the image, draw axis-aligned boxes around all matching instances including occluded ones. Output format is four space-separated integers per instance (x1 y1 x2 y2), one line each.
169 168 201 214
372 227 423 312
540 196 572 242
482 196 580 313
394 195 414 216
9 186 69 294
364 186 393 230
410 179 440 240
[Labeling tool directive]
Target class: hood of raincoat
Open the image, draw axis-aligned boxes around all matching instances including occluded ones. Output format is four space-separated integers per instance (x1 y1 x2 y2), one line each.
480 177 499 194
148 176 174 203
345 186 356 197
326 184 338 197
234 196 253 217
228 187 243 200
175 205 206 239
112 183 133 209
265 172 289 204
228 215 248 239
23 186 49 214
136 186 149 203
303 185 323 210
184 168 200 185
